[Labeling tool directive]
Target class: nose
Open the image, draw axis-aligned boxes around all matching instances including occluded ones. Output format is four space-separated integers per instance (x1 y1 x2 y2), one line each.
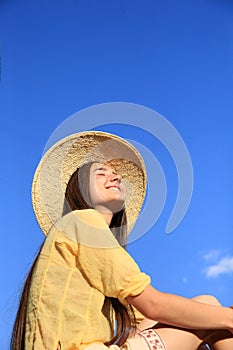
110 173 122 183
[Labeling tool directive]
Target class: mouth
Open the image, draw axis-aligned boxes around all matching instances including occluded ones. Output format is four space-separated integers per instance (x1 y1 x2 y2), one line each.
105 185 121 192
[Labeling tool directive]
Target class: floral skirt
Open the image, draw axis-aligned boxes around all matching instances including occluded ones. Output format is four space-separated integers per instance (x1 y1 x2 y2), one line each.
84 329 167 350
122 329 166 350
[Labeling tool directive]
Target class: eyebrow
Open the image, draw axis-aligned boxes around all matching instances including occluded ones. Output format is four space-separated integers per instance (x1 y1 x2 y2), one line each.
92 166 117 175
92 166 107 172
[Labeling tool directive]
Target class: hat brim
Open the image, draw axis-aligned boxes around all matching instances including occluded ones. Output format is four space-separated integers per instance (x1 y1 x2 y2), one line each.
32 131 147 236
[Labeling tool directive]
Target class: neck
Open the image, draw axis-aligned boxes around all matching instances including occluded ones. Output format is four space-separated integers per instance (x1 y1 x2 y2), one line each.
95 206 113 226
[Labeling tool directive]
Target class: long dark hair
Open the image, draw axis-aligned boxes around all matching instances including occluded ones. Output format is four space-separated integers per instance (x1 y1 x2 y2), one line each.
11 162 136 349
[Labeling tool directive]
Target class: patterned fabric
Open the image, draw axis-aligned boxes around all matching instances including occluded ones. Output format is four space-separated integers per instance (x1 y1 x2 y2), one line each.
83 329 167 350
138 329 166 350
121 330 166 350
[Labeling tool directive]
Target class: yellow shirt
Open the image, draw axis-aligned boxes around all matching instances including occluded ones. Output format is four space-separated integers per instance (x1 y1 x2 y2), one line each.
25 209 150 350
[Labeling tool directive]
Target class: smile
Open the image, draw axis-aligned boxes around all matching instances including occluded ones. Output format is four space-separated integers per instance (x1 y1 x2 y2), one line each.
105 186 121 192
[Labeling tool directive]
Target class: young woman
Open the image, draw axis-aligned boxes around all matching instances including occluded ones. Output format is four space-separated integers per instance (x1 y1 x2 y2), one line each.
11 131 233 350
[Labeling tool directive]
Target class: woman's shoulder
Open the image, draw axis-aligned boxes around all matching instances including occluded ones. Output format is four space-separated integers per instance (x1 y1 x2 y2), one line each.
53 210 118 247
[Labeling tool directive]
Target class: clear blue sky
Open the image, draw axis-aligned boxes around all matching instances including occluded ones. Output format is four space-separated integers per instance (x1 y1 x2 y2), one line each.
1 1 233 349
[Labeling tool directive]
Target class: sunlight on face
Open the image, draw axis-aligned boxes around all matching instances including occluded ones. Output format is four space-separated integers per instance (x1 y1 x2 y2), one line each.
89 162 126 213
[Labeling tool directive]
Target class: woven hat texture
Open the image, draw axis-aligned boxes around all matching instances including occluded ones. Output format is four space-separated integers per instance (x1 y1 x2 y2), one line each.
32 131 147 236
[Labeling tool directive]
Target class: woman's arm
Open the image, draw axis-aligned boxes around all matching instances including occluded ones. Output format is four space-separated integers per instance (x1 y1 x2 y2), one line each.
127 285 233 333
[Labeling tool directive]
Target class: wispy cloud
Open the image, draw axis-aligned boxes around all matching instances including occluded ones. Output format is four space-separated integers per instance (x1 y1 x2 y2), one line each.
204 255 233 278
202 249 221 263
182 277 188 284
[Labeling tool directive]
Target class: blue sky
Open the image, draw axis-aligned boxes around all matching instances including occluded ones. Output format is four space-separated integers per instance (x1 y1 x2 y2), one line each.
1 0 233 349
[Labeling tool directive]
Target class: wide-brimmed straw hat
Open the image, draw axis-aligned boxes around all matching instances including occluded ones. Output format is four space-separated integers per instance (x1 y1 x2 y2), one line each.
32 131 147 236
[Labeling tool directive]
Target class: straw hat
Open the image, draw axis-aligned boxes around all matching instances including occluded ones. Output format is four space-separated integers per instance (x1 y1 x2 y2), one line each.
32 131 147 236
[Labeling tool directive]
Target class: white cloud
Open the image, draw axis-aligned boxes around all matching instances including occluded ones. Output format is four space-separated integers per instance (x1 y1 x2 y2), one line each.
203 249 221 263
204 256 233 278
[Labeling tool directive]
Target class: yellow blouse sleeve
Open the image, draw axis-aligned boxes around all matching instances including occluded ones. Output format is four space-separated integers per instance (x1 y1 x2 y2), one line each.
57 209 151 306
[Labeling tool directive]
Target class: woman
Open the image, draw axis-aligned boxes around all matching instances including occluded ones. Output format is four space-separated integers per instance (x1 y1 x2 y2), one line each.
11 131 233 350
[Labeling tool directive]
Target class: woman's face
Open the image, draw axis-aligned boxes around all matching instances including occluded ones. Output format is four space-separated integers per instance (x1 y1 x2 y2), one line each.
89 162 126 213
